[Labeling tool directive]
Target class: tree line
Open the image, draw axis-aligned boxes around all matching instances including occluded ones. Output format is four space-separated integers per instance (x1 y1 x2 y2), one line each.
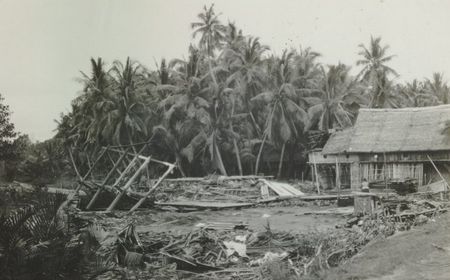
46 5 450 179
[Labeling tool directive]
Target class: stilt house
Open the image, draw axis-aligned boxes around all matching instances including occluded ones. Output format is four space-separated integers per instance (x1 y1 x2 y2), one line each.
308 105 450 191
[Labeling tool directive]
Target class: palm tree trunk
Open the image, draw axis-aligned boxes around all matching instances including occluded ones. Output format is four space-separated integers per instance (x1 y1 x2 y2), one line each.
213 137 228 176
254 132 268 175
230 98 243 175
241 82 261 137
277 142 286 178
232 138 243 176
249 111 262 137
175 154 187 177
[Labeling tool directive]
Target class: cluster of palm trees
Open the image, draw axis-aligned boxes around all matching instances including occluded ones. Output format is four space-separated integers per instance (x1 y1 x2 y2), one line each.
56 5 450 178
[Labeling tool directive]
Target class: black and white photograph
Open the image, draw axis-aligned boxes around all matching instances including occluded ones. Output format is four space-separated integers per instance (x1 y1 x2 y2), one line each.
1 0 450 279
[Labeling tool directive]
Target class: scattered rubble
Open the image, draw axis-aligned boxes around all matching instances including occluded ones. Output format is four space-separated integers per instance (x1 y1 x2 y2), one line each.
63 192 448 280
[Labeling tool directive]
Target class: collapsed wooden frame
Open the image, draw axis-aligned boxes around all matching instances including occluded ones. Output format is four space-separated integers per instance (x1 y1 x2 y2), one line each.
69 144 176 213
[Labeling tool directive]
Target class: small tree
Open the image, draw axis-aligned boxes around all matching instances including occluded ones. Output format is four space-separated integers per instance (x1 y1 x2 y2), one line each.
0 94 17 160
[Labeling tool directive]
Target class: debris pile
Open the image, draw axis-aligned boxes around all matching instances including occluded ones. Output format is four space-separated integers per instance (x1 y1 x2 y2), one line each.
72 208 425 280
153 177 305 211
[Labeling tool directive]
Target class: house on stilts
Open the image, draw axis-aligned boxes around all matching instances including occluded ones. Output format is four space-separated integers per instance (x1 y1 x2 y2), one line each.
308 104 450 192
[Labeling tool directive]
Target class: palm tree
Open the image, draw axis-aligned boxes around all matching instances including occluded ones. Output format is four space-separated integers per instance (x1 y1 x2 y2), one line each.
425 72 449 104
308 64 363 131
225 37 269 137
357 36 397 81
151 122 199 177
252 50 309 177
191 4 226 57
357 36 398 108
102 57 151 147
222 22 245 52
70 58 114 151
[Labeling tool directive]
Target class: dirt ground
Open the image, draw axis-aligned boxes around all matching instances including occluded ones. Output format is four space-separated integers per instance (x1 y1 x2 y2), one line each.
322 212 450 280
84 205 352 235
143 205 351 234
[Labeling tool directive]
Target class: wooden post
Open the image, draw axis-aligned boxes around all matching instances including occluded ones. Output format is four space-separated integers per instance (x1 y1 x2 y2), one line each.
86 149 129 210
106 156 152 212
336 156 340 200
312 153 320 194
383 152 388 193
128 164 176 213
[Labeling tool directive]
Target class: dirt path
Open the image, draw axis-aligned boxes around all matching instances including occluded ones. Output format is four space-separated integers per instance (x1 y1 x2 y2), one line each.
322 212 450 280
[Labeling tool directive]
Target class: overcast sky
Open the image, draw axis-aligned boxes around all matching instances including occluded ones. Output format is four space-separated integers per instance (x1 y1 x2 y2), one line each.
1 0 450 141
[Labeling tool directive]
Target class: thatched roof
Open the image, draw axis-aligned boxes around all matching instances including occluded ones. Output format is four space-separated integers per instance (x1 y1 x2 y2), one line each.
346 105 450 153
321 128 353 154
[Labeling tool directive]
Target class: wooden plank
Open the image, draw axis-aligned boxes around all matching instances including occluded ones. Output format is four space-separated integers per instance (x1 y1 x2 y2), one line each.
163 175 273 182
260 179 292 196
273 182 304 196
155 201 254 209
259 179 304 196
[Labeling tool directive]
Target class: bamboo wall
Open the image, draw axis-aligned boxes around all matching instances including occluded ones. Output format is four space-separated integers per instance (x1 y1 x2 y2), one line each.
309 150 450 191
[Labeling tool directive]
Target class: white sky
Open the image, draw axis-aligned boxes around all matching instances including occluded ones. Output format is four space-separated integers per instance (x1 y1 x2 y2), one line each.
1 0 450 141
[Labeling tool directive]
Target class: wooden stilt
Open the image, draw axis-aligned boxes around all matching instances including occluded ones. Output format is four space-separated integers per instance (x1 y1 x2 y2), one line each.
312 153 320 194
106 156 152 212
128 163 176 213
336 156 340 200
86 149 129 210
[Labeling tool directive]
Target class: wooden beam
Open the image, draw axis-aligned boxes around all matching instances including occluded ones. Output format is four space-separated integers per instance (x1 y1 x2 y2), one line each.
106 156 152 212
106 151 123 176
163 175 273 182
128 164 175 213
427 155 449 198
86 148 129 210
81 147 108 181
109 148 174 168
68 148 82 180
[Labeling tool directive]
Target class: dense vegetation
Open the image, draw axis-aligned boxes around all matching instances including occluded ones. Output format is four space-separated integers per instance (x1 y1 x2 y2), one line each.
49 5 450 178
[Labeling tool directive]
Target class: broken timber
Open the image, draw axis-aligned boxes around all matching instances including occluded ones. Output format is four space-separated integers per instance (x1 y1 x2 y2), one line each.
69 142 176 213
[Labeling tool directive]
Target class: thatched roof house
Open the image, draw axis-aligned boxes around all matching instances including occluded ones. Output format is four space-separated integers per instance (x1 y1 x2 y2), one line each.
309 105 450 191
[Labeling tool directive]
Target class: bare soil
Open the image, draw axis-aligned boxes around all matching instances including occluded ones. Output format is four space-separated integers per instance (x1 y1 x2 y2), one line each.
84 205 351 235
321 212 450 280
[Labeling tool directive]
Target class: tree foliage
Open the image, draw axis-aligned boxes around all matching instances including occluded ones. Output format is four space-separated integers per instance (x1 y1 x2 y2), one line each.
55 5 450 178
